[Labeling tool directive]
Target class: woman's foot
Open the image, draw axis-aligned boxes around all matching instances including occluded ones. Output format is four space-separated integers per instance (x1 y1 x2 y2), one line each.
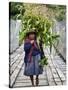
32 83 35 87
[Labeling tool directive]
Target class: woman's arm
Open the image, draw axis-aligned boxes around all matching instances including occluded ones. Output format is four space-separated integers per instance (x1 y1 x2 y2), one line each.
24 42 32 52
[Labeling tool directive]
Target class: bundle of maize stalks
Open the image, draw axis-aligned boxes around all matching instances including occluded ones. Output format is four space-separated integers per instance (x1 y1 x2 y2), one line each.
39 56 48 67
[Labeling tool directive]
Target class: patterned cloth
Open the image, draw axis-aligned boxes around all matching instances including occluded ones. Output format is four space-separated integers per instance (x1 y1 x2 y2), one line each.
24 54 43 76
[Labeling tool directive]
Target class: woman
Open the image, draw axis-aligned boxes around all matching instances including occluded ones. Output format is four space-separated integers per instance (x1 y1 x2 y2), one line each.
24 31 43 86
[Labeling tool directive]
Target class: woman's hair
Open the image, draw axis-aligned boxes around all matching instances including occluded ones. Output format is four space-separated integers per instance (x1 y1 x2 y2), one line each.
25 31 37 40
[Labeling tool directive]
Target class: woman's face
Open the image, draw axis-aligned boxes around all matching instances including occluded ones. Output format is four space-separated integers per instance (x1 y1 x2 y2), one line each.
29 34 35 40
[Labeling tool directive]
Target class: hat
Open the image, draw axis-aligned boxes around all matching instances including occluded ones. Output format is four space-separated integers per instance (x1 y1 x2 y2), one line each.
26 28 37 37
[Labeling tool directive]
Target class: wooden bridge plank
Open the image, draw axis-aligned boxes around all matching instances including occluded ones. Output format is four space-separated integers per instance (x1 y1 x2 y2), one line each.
10 54 23 75
45 47 65 85
10 60 23 87
10 45 66 87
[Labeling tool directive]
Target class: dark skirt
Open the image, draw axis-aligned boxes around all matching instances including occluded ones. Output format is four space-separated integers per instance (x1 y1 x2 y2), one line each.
24 54 43 76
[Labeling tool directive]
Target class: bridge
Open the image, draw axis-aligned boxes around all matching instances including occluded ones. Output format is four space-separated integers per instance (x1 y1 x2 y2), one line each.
9 44 66 88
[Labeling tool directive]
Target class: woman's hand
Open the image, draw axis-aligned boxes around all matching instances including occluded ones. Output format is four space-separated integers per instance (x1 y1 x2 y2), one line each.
30 40 34 44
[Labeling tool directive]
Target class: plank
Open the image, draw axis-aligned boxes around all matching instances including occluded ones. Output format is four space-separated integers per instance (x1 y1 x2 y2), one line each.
10 58 23 87
46 65 56 86
12 46 66 87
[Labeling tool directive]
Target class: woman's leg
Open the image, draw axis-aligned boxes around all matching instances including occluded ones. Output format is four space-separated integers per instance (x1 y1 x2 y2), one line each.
36 75 39 86
30 75 34 86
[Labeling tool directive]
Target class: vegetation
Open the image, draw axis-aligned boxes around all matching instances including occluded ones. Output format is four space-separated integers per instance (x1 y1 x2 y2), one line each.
9 2 25 19
9 2 66 66
9 3 66 21
46 4 66 21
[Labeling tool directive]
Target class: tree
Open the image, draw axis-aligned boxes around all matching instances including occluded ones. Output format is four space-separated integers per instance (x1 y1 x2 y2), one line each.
10 3 66 65
9 2 25 20
19 14 60 65
46 5 66 21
